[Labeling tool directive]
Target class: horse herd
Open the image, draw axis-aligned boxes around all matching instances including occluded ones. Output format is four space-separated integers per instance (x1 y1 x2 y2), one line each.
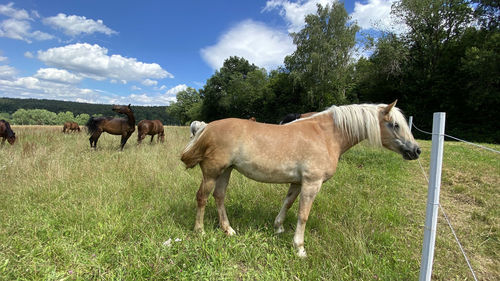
2 101 421 258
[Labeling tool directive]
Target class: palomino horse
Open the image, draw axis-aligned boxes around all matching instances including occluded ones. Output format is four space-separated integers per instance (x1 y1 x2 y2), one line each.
181 101 420 257
0 120 16 145
137 119 165 144
62 121 80 133
279 111 318 124
189 121 207 138
86 104 135 150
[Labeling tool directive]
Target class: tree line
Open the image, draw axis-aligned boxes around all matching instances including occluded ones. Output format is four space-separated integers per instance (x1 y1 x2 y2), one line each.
0 98 178 125
168 0 498 143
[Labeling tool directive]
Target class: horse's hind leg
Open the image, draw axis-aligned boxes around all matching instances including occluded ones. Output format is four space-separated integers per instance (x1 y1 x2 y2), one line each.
194 176 216 234
274 183 301 234
213 168 235 235
150 135 154 143
89 130 102 149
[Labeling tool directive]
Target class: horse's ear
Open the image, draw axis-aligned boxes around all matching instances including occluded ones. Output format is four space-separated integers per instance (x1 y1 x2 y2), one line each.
128 104 131 109
383 100 397 115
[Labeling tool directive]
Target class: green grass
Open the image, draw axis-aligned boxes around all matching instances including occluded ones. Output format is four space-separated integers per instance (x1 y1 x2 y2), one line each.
0 126 498 280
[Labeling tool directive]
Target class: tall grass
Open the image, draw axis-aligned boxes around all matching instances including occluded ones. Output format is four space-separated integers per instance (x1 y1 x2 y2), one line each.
0 126 498 280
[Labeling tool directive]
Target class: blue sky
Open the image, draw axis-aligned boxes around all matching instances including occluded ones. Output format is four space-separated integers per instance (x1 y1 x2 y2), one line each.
0 0 402 106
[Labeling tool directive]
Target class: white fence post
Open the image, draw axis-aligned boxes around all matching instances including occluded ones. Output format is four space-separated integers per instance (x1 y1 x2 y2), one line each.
419 112 446 281
408 116 413 132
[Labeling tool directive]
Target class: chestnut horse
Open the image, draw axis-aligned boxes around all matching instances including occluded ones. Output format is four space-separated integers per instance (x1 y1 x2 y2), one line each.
86 104 135 150
62 121 80 133
0 120 16 145
181 101 420 257
137 119 165 144
279 112 318 124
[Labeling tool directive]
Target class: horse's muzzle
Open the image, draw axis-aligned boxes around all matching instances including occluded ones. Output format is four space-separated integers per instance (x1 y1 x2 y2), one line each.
402 145 421 160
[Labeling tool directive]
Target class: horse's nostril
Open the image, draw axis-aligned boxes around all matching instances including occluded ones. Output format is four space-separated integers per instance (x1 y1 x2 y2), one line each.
416 148 421 155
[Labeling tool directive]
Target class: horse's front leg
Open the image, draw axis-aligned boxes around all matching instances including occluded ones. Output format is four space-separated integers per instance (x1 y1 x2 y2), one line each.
150 135 154 143
294 180 322 258
1 137 5 145
120 131 133 150
274 183 301 234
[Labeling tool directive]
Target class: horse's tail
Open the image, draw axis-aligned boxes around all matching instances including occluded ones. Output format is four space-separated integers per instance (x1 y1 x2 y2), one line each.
86 117 101 135
181 125 208 169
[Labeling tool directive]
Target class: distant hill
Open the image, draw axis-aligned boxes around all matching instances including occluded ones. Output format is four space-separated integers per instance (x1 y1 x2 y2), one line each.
0 97 180 125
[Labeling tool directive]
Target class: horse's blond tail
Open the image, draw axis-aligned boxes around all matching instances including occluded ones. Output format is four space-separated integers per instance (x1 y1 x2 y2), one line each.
181 125 207 169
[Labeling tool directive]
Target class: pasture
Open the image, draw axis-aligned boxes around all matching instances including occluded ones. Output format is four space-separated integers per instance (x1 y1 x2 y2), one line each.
0 125 498 280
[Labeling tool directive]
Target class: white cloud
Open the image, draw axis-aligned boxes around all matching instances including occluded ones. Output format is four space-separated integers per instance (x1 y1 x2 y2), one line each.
0 65 17 79
165 84 188 95
141 78 157 87
0 55 7 62
0 18 54 43
0 2 31 20
37 43 173 83
351 0 407 34
43 13 117 36
200 20 294 70
34 68 82 84
24 51 34 58
263 0 335 33
131 85 141 91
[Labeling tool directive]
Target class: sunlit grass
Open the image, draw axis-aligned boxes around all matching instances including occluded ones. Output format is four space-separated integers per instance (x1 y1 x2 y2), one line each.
0 126 498 280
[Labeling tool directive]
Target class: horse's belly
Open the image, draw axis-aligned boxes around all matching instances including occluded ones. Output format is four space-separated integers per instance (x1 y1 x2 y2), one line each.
233 162 301 183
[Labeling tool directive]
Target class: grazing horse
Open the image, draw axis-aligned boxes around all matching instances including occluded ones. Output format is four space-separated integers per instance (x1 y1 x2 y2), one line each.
62 121 80 133
279 112 318 124
181 101 420 257
86 104 135 150
137 119 165 144
190 121 207 138
0 120 16 145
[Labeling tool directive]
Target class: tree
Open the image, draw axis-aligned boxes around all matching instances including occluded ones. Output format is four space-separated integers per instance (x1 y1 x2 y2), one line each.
167 87 202 125
200 56 266 121
285 2 359 110
75 113 90 125
56 111 75 124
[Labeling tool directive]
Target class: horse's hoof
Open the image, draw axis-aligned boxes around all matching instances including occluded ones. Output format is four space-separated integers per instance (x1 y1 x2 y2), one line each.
275 225 285 234
225 227 236 236
296 248 307 258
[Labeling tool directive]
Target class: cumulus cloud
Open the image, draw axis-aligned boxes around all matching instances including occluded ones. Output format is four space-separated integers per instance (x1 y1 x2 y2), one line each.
165 84 187 95
141 78 157 87
263 0 335 33
0 3 54 43
34 68 83 84
37 43 173 83
24 51 34 58
351 0 407 34
0 18 54 43
200 20 294 70
43 13 117 36
0 64 17 79
0 2 30 20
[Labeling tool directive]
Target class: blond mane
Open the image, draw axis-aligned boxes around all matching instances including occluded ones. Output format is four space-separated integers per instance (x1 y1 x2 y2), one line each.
302 103 412 147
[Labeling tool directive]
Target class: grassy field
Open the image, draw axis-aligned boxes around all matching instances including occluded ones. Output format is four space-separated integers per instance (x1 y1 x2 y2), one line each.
0 125 498 280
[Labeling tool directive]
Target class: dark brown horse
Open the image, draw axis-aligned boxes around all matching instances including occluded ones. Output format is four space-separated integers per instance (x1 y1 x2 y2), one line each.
62 121 80 133
0 120 16 145
86 104 135 150
137 119 165 144
279 112 318 124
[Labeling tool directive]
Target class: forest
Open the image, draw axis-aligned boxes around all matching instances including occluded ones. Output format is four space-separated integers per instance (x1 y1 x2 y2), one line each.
1 0 498 142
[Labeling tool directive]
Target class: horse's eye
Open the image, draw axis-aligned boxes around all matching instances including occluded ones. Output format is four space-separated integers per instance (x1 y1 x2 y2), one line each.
394 123 400 130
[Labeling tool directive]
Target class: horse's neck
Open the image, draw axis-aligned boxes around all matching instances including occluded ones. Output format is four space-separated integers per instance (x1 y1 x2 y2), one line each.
124 112 135 127
309 112 365 155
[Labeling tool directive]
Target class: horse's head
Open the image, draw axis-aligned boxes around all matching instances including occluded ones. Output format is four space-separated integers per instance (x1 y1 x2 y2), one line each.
7 133 15 145
379 100 421 160
112 104 133 114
